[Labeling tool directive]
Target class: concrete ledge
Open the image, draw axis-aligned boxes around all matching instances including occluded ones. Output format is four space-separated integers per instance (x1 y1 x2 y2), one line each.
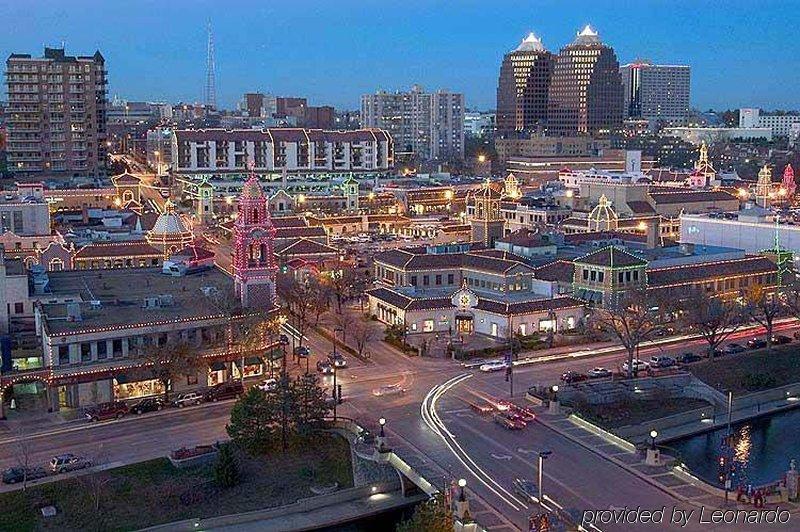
567 414 637 453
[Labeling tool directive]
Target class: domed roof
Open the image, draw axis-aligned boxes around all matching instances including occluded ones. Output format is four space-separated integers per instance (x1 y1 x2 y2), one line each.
515 32 544 52
573 24 601 46
150 200 190 236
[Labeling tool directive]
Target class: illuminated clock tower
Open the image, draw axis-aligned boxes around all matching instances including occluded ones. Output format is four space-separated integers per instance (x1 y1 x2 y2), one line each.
232 164 278 310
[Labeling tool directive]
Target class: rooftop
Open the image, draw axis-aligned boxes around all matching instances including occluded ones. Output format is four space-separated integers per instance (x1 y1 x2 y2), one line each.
41 267 237 335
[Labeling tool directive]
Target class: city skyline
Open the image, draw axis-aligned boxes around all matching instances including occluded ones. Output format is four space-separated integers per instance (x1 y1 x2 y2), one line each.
1 0 798 111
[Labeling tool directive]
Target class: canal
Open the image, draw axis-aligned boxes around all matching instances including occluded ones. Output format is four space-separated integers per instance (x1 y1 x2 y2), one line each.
670 408 800 488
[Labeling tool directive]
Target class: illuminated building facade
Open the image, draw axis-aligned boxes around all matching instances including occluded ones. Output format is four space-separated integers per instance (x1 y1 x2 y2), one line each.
496 33 554 134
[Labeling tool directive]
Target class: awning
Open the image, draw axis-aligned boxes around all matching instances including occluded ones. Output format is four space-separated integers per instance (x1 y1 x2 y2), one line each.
245 356 263 366
267 348 284 361
209 361 226 372
114 373 129 384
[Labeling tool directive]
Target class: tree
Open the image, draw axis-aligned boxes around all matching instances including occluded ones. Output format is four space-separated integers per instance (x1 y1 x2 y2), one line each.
681 289 743 357
333 310 356 345
745 285 785 349
214 443 241 488
279 275 323 349
78 448 111 513
396 492 454 532
352 319 377 358
291 373 331 435
589 290 668 378
226 387 279 454
11 425 34 491
142 341 196 403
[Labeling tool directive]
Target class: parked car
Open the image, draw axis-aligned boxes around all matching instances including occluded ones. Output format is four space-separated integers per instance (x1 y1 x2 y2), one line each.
328 353 348 368
560 371 589 384
172 392 204 408
587 367 613 379
317 360 335 375
372 384 407 397
294 346 311 358
85 401 128 422
723 343 746 354
677 353 703 364
257 378 278 392
479 361 507 373
2 467 47 484
772 335 792 345
49 454 92 474
130 397 165 415
621 359 649 374
205 381 244 402
649 356 676 368
746 338 767 350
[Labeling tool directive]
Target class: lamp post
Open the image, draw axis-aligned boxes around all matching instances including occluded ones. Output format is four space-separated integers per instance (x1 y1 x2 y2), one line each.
650 429 658 450
552 385 558 401
538 450 552 511
379 417 386 437
332 327 343 420
458 478 467 502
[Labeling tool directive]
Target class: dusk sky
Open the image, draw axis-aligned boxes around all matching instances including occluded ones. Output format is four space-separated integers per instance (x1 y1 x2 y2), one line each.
2 0 797 111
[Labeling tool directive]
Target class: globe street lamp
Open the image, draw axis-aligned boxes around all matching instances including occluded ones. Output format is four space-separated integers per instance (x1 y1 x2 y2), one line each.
379 417 386 437
650 429 658 450
458 478 467 501
551 385 559 402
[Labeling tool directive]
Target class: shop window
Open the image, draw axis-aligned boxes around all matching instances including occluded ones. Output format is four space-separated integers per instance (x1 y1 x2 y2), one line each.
423 320 434 332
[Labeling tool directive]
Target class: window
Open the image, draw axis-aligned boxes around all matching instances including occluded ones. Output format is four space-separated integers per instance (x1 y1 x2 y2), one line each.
80 343 91 362
423 275 429 286
447 274 454 284
13 302 23 314
626 271 632 282
618 272 624 282
590 270 597 281
633 270 639 281
435 274 442 285
112 339 123 356
187 373 198 386
583 270 589 280
598 272 605 283
97 341 107 360
410 276 417 286
58 345 70 365
423 320 434 332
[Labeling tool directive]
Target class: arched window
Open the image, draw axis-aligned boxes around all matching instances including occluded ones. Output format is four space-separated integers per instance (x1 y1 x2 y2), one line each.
122 190 134 203
49 258 64 271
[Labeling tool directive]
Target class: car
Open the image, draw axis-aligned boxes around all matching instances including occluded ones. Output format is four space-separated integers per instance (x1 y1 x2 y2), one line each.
772 335 792 345
747 338 768 349
172 392 204 408
494 413 524 430
677 353 703 364
317 360 335 375
560 371 588 383
649 356 676 368
257 378 278 392
49 454 92 474
621 359 649 373
723 343 746 354
328 353 348 368
372 384 406 397
587 367 613 379
293 346 311 358
479 361 508 373
508 404 536 422
205 381 244 402
85 401 128 422
130 397 165 415
513 478 539 502
2 467 47 484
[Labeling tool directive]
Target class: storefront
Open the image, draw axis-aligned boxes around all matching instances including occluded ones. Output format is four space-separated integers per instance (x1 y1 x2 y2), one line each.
207 361 228 386
113 376 165 400
231 356 265 380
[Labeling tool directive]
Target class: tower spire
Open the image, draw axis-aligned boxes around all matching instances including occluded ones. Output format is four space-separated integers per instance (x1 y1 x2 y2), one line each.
205 22 217 109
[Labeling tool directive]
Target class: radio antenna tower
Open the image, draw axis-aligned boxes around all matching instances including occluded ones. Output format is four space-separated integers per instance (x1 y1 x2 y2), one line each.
205 22 217 109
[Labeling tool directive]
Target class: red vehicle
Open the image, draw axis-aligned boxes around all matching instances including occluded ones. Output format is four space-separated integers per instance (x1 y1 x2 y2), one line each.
204 381 244 402
494 413 525 430
85 401 128 422
465 399 494 415
509 405 536 422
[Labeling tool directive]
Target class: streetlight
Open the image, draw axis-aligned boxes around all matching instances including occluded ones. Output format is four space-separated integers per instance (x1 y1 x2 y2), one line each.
379 417 386 437
551 385 559 402
332 327 343 420
458 478 467 502
538 450 552 510
650 429 658 450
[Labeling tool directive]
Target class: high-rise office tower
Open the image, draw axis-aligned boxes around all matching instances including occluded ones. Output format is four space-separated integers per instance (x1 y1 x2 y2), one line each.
547 26 623 136
496 32 554 135
5 47 108 177
620 60 690 125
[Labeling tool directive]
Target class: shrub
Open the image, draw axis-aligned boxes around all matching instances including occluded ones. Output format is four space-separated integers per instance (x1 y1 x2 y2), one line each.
743 373 777 391
214 444 240 489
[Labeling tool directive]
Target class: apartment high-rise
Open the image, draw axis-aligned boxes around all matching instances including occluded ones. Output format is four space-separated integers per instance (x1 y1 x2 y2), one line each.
496 32 554 135
5 47 108 177
361 85 464 160
620 61 690 125
547 26 623 136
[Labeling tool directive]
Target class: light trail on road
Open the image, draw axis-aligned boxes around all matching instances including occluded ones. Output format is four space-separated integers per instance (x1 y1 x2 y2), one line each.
421 373 530 512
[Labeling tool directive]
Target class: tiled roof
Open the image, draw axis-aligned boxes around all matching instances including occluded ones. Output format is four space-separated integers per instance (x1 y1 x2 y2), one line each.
374 249 415 268
375 247 535 274
647 256 777 288
535 260 576 283
272 216 307 228
564 231 647 244
171 244 215 261
626 201 656 214
74 242 161 259
276 238 340 256
497 228 552 248
648 190 737 205
575 246 647 268
475 296 584 315
275 226 327 239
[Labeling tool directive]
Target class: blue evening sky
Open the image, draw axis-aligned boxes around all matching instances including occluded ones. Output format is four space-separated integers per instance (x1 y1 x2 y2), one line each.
1 0 797 111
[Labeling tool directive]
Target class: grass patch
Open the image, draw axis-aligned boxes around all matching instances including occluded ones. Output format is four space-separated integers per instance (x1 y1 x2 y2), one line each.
686 344 800 396
0 433 353 531
570 397 711 430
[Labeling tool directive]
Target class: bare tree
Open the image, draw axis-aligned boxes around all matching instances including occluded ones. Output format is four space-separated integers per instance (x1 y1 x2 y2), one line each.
333 311 356 345
744 285 785 349
11 425 34 491
141 341 196 402
589 290 668 378
279 276 322 349
681 289 743 357
78 446 112 513
352 319 377 358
